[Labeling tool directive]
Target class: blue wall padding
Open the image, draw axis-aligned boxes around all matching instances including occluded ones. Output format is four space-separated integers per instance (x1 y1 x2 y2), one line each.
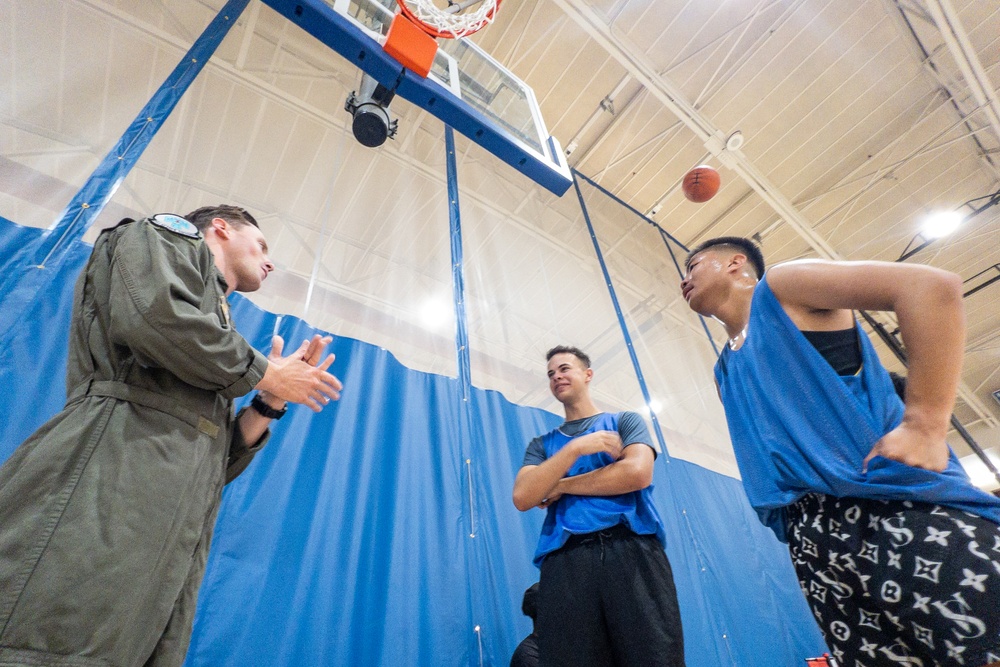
0 219 91 448
0 219 826 666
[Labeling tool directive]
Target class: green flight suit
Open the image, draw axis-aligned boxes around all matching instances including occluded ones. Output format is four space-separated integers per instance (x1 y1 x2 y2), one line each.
0 216 270 667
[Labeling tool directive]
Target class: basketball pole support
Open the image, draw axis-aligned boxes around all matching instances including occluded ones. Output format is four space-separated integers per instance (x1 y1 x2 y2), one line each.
445 125 489 664
571 172 671 461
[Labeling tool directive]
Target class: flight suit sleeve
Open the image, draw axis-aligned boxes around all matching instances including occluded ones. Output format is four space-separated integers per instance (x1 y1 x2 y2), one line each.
108 221 267 399
225 407 271 483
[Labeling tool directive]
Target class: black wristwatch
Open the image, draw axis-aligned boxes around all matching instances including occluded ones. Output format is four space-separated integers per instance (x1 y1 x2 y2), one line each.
250 394 288 420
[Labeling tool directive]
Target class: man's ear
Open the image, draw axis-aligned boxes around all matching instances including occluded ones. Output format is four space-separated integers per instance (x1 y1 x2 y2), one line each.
727 253 747 274
211 217 231 239
585 368 593 383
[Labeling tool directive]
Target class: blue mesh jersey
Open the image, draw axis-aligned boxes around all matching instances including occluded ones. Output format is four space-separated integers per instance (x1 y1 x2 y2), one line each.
715 275 1000 541
522 412 666 566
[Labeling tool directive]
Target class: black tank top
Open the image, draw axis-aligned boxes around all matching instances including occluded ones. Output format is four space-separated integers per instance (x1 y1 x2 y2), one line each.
801 327 862 376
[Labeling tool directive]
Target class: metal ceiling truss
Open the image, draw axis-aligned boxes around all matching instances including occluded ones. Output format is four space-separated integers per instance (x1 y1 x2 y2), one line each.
885 0 1000 179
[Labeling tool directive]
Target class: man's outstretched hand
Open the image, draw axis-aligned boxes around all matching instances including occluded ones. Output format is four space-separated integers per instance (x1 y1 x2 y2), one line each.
258 334 343 411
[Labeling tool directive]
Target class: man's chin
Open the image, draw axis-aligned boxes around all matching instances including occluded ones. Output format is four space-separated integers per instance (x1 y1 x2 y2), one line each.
236 277 263 293
685 296 710 316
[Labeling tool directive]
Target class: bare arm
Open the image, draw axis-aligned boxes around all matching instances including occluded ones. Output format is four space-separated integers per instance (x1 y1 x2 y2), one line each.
512 431 623 511
236 393 280 447
767 260 965 472
554 443 654 497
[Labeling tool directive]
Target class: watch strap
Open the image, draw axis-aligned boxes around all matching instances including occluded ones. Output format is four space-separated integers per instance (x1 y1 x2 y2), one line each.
250 393 287 420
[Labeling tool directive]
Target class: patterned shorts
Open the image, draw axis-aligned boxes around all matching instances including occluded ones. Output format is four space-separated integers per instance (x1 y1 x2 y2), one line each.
786 493 1000 667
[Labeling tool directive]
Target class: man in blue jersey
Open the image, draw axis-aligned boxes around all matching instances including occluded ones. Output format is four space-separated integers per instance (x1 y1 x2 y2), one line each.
512 346 685 667
680 236 1000 667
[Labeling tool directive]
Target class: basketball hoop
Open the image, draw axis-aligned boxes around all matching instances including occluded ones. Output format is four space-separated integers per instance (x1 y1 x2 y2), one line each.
397 0 501 39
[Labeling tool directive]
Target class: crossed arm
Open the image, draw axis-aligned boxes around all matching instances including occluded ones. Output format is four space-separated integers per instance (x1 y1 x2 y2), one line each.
512 431 655 511
554 443 654 497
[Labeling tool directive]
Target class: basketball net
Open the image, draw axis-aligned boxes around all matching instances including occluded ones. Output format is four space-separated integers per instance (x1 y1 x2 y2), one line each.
397 0 501 39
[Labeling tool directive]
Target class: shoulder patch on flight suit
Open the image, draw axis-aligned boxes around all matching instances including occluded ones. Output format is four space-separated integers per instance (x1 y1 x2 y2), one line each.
150 214 201 239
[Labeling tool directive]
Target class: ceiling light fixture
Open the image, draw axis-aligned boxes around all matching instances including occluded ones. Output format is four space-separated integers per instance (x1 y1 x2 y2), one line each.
897 187 1000 262
921 210 963 238
725 130 744 151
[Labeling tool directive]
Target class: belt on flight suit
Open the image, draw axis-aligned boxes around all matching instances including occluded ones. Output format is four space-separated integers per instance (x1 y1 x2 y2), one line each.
69 379 221 438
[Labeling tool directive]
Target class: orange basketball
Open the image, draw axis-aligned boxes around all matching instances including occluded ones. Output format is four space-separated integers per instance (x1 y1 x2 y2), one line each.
682 165 721 203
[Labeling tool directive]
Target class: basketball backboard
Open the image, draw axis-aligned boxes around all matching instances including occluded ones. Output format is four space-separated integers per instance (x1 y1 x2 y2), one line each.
262 0 573 195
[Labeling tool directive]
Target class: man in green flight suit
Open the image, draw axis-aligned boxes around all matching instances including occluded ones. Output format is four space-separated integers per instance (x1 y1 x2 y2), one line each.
0 205 343 667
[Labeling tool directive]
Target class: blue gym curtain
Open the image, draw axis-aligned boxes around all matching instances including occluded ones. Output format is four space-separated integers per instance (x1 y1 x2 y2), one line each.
0 218 826 665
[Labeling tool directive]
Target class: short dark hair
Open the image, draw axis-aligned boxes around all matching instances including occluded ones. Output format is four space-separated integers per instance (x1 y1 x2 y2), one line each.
545 345 591 368
685 236 765 279
184 205 260 232
521 583 539 620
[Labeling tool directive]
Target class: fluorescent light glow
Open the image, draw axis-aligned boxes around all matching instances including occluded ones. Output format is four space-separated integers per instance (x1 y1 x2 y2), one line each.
959 450 1000 492
642 399 663 416
419 297 454 331
921 210 963 239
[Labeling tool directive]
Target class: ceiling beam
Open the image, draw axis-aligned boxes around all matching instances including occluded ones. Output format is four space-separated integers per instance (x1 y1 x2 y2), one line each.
880 0 1000 179
923 0 1000 151
564 74 632 159
234 0 261 70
